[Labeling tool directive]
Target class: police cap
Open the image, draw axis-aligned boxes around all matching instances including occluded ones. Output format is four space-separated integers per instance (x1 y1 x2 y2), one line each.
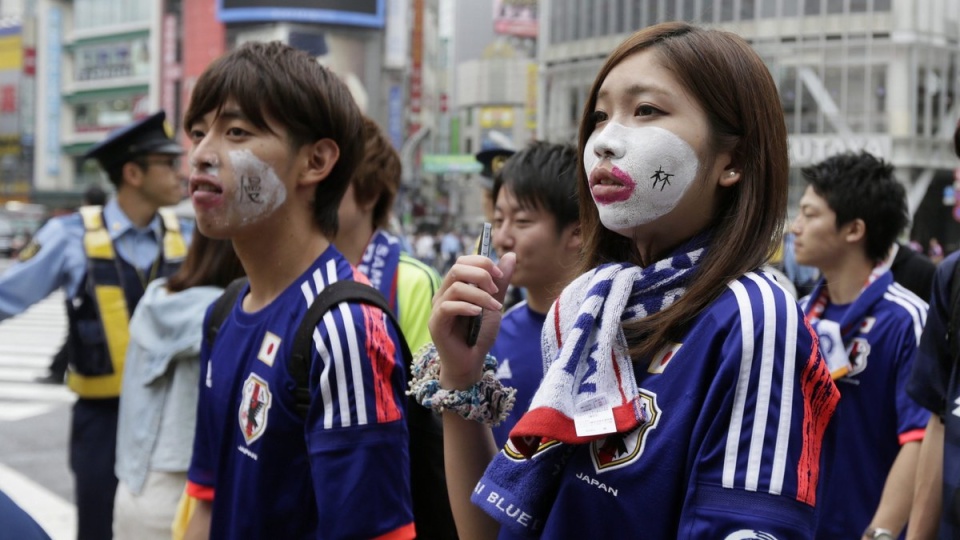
475 147 515 180
84 111 183 171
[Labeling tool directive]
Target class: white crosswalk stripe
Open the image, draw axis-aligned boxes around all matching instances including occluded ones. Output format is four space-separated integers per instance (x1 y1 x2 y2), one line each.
0 290 72 422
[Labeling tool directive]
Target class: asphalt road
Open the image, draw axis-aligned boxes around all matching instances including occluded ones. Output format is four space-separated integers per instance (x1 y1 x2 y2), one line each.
0 257 75 539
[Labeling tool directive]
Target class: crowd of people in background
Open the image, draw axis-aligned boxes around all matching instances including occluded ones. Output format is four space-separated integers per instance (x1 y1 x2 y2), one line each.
9 20 960 540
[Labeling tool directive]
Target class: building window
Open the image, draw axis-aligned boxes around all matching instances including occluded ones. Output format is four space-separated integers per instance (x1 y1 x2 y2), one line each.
569 86 581 128
74 38 150 82
779 66 798 134
783 0 800 16
720 0 735 21
75 95 149 133
800 77 819 134
616 0 628 34
598 0 610 36
804 0 821 15
827 0 845 14
873 66 887 132
761 0 778 17
874 0 891 10
643 0 657 28
584 0 595 39
74 0 151 31
845 65 868 132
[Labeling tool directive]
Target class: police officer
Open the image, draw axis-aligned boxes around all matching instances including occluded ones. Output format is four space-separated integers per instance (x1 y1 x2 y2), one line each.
475 144 515 223
0 111 190 540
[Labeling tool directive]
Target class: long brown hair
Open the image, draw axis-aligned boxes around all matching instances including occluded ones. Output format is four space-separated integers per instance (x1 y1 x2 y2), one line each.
576 22 788 361
166 227 245 293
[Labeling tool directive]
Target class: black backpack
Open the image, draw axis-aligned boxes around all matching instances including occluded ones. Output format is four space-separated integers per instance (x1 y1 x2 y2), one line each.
207 277 457 539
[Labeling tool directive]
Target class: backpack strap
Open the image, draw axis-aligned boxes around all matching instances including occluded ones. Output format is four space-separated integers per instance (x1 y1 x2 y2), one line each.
290 280 412 418
206 277 249 347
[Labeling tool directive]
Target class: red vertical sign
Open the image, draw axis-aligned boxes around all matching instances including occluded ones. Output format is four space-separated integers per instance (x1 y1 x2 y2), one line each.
409 0 424 136
161 14 180 127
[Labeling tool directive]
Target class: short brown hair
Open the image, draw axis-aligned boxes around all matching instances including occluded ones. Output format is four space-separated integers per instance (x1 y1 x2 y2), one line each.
183 41 364 236
349 117 401 231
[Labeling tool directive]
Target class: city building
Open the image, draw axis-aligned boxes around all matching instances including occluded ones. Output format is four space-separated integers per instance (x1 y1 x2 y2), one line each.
540 0 960 248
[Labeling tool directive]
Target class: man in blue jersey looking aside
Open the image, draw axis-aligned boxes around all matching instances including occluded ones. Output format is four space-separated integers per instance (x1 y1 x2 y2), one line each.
182 42 413 539
487 142 581 447
791 151 929 540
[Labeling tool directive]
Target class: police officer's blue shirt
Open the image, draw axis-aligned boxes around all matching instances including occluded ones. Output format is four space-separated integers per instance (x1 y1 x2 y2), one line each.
0 199 191 320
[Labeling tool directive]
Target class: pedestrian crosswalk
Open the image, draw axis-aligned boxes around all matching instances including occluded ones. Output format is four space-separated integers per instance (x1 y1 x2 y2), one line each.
0 290 73 422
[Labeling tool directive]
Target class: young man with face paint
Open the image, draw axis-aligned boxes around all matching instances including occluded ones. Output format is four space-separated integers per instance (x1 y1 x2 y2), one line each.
422 22 839 539
487 142 581 448
182 42 413 540
790 151 929 540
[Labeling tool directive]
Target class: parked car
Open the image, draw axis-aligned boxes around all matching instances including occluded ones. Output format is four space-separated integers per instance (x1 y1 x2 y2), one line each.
0 218 14 257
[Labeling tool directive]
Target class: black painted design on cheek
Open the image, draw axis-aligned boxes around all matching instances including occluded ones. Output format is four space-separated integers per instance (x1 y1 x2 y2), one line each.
650 166 674 191
239 176 263 203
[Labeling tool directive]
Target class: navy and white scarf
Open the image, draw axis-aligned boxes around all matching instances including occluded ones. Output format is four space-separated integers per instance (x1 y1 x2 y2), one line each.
471 235 709 536
357 229 402 313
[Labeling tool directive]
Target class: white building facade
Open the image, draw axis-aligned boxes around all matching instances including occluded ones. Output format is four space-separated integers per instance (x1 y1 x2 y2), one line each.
539 0 960 245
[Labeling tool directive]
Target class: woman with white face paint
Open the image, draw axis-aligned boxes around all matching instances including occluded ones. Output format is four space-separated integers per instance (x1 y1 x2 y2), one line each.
420 22 841 540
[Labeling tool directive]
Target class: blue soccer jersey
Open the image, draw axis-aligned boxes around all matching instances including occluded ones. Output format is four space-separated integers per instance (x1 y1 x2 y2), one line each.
490 301 548 448
908 252 960 539
187 246 414 539
474 271 840 539
800 272 929 539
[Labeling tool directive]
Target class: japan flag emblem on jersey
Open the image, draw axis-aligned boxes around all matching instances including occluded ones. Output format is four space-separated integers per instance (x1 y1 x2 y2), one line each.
257 331 281 367
239 373 272 445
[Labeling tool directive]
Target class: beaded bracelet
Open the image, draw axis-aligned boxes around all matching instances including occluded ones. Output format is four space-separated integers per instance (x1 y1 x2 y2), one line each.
407 343 516 427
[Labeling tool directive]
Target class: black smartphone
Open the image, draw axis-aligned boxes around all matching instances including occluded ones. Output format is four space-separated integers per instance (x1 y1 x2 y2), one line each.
465 222 493 346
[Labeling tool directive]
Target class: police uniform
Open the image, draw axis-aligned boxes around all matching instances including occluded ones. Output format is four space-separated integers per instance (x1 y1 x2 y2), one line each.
0 112 189 540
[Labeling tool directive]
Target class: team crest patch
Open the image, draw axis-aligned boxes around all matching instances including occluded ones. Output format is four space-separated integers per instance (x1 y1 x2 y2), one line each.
590 390 661 473
17 241 40 262
239 373 272 445
257 332 281 367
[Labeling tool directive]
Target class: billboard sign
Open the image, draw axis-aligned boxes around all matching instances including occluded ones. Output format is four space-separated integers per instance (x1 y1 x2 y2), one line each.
493 0 538 39
74 37 150 82
218 0 385 28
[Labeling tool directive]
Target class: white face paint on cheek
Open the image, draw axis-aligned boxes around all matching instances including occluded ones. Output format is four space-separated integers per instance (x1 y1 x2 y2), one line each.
585 124 700 232
227 149 288 224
